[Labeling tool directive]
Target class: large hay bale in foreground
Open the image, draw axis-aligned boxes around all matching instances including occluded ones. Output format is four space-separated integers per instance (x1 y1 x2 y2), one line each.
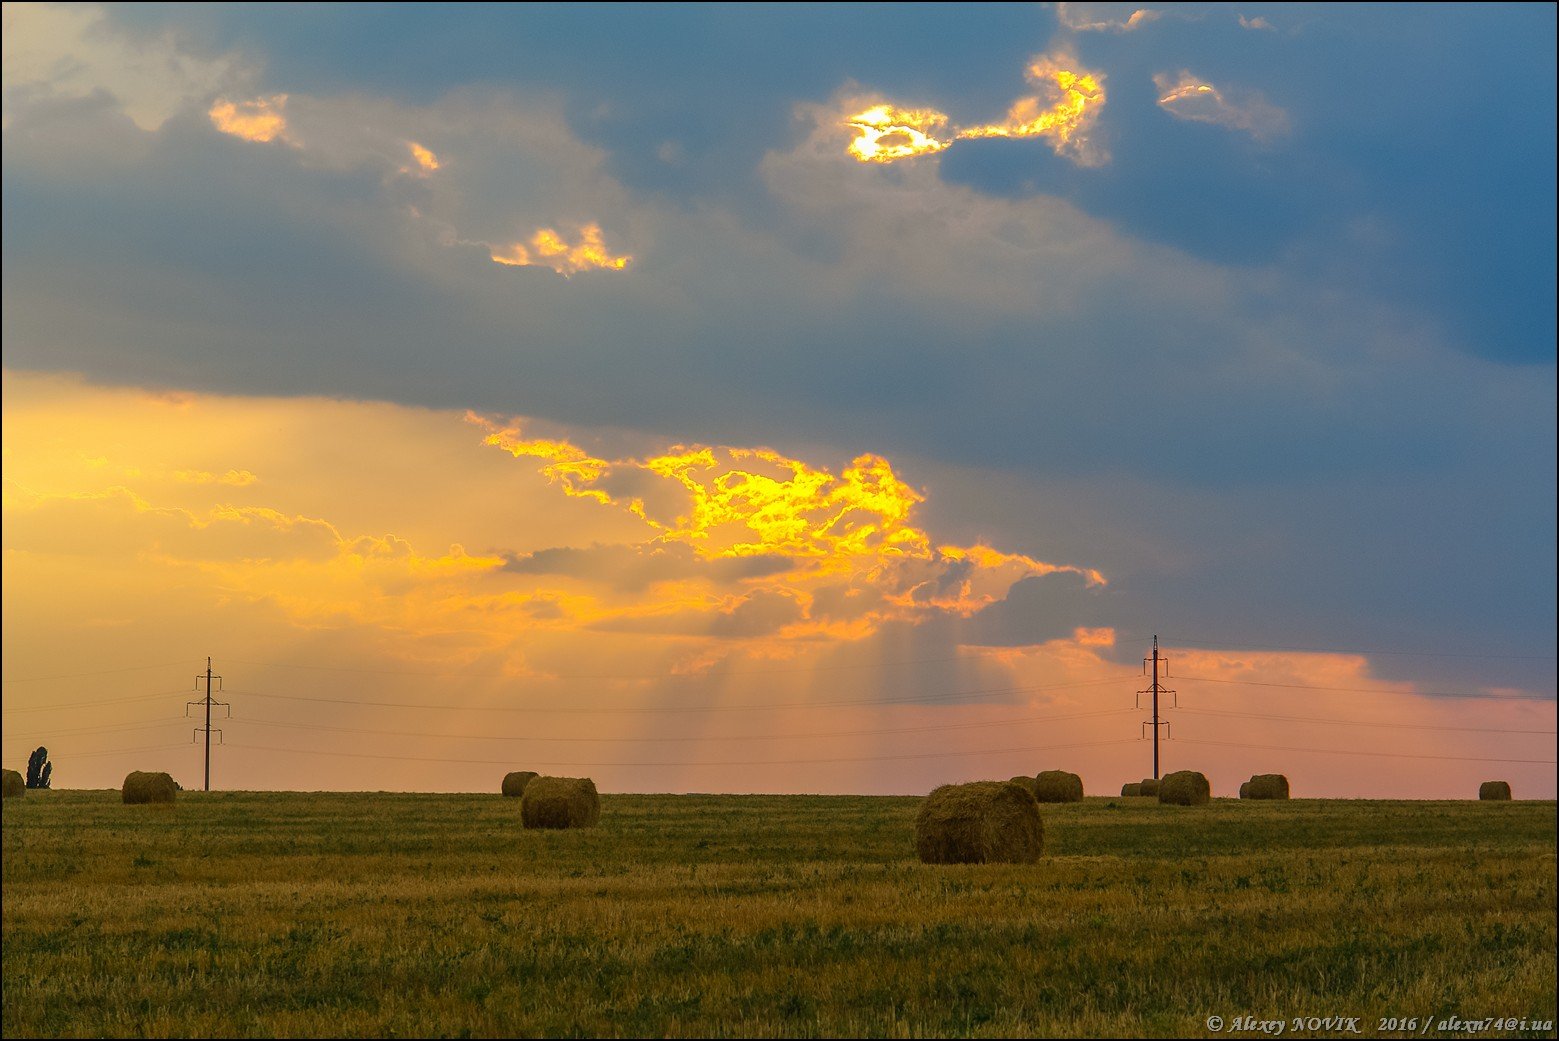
1120 782 1143 797
122 771 177 805
1244 773 1290 800
501 771 538 798
1157 770 1210 806
1479 780 1512 801
1033 769 1084 803
1 768 24 798
1138 778 1161 797
521 776 600 828
916 781 1043 864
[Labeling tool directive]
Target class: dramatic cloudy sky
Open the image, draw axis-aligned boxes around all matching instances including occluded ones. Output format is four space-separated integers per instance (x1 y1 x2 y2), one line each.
3 2 1554 797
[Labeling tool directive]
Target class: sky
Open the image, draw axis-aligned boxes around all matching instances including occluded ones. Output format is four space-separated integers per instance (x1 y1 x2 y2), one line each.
2 2 1554 798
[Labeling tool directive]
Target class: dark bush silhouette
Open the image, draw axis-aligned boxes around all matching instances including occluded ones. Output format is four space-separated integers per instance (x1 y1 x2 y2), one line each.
25 746 52 789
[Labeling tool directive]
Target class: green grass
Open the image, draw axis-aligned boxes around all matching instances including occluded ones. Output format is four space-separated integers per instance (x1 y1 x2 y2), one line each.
3 791 1555 1038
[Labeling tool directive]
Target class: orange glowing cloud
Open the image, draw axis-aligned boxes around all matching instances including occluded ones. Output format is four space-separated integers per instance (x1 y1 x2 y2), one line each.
471 413 1105 640
845 105 953 163
208 95 291 143
1154 71 1290 140
490 223 631 276
841 53 1108 168
408 140 440 172
957 54 1108 165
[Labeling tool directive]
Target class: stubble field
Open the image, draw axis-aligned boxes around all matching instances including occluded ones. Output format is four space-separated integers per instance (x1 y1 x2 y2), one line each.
2 790 1555 1038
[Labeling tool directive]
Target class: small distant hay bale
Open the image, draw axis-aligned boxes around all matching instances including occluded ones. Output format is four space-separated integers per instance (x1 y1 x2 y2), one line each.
501 771 538 798
1157 770 1210 806
1033 769 1084 803
1008 775 1041 798
521 775 600 829
1138 778 1161 797
1121 782 1143 797
915 781 1043 864
1244 774 1290 800
1479 780 1512 801
121 771 177 805
1 768 24 798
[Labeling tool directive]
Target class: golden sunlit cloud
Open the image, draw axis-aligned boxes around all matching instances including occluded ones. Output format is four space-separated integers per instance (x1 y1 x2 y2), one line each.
408 140 440 172
490 223 631 276
1154 71 1290 140
845 105 953 163
841 53 1108 168
471 413 1104 640
957 54 1108 166
1238 14 1275 31
208 94 291 143
1055 2 1161 33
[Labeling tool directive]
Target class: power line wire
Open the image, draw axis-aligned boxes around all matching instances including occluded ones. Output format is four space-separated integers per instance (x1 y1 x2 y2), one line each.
222 675 1126 715
1161 636 1556 661
1 690 196 715
1 660 201 684
1177 707 1555 735
1 718 188 741
35 742 192 760
224 736 1140 769
222 645 1052 682
1173 675 1554 700
230 706 1137 745
1177 738 1556 765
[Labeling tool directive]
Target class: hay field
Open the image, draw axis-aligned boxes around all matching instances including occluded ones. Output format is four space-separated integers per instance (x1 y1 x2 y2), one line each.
3 791 1555 1038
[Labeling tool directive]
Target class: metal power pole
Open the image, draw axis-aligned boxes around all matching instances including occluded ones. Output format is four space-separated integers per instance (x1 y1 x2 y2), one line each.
187 657 230 791
1137 635 1175 779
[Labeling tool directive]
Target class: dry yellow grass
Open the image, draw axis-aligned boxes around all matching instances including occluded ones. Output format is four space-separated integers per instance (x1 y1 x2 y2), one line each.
2 791 1554 1037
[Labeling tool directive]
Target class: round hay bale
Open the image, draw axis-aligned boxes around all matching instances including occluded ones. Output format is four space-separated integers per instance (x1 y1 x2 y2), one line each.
1033 769 1084 803
121 771 177 805
1 768 24 798
1245 773 1290 800
1008 775 1041 798
1478 780 1512 801
521 775 600 829
915 781 1043 864
1157 770 1210 806
1120 782 1143 797
1138 778 1161 797
501 770 538 798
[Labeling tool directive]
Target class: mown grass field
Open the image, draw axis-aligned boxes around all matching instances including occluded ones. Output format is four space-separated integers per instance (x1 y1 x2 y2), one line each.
2 790 1555 1038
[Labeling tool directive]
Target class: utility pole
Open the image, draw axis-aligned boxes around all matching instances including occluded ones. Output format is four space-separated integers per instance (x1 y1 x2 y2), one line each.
1137 635 1175 779
187 657 230 791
